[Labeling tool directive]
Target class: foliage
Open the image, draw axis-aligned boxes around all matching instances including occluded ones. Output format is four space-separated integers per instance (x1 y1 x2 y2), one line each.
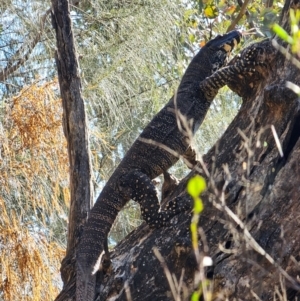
77 0 189 176
0 81 69 230
271 8 300 53
0 0 52 97
0 81 67 299
271 9 300 96
0 210 64 301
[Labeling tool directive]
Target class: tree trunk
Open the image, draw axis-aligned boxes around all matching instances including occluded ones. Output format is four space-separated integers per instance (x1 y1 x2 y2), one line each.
51 1 93 300
96 1 300 300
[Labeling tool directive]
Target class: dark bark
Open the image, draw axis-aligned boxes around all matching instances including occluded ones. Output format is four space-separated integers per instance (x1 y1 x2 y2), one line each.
51 1 93 300
96 1 300 300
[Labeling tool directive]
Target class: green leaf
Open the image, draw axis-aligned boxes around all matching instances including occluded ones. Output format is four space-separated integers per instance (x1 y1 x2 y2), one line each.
204 4 219 19
184 8 197 20
187 175 206 198
191 291 200 301
271 24 293 44
189 33 196 43
194 198 204 213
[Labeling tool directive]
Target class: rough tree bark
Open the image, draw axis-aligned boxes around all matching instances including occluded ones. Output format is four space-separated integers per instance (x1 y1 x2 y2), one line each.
51 1 93 300
96 1 300 300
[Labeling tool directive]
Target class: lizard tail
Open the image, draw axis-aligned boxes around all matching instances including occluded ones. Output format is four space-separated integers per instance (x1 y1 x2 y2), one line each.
76 190 121 300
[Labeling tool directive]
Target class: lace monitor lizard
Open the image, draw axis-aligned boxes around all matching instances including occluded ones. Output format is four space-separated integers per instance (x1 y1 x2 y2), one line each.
77 30 261 300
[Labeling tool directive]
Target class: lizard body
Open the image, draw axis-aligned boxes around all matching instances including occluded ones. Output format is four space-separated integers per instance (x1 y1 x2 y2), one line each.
76 30 254 300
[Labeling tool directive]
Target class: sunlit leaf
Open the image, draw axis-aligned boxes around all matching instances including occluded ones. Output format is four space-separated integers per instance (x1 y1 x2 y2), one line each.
271 24 293 44
194 198 204 213
189 33 196 43
199 40 206 47
184 8 197 20
225 5 236 15
187 175 206 198
191 291 200 301
204 4 219 18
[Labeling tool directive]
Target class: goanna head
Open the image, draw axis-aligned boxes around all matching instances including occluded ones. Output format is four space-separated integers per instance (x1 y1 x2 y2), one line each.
205 30 242 72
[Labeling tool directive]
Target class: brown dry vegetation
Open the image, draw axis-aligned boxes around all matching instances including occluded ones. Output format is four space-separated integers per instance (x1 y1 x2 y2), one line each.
0 81 69 300
0 213 64 301
0 81 69 216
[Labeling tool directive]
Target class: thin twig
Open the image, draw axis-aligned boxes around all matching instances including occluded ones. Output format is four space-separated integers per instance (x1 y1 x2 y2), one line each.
0 8 51 82
227 0 252 32
272 39 300 69
153 247 180 301
271 125 284 157
213 199 300 291
124 281 133 301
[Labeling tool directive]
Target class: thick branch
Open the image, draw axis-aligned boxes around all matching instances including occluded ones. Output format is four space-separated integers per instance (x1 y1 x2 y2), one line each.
51 0 93 300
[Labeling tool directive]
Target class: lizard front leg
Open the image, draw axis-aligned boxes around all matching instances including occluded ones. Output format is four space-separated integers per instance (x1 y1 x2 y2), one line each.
200 48 263 101
118 170 189 228
182 145 198 169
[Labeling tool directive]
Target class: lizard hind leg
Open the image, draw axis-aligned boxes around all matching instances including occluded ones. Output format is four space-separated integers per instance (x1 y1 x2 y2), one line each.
118 170 187 228
161 171 179 201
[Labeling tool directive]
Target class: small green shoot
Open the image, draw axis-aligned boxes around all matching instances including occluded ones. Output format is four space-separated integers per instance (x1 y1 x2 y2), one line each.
191 280 212 301
187 175 211 300
271 24 293 44
271 9 300 54
187 175 206 255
